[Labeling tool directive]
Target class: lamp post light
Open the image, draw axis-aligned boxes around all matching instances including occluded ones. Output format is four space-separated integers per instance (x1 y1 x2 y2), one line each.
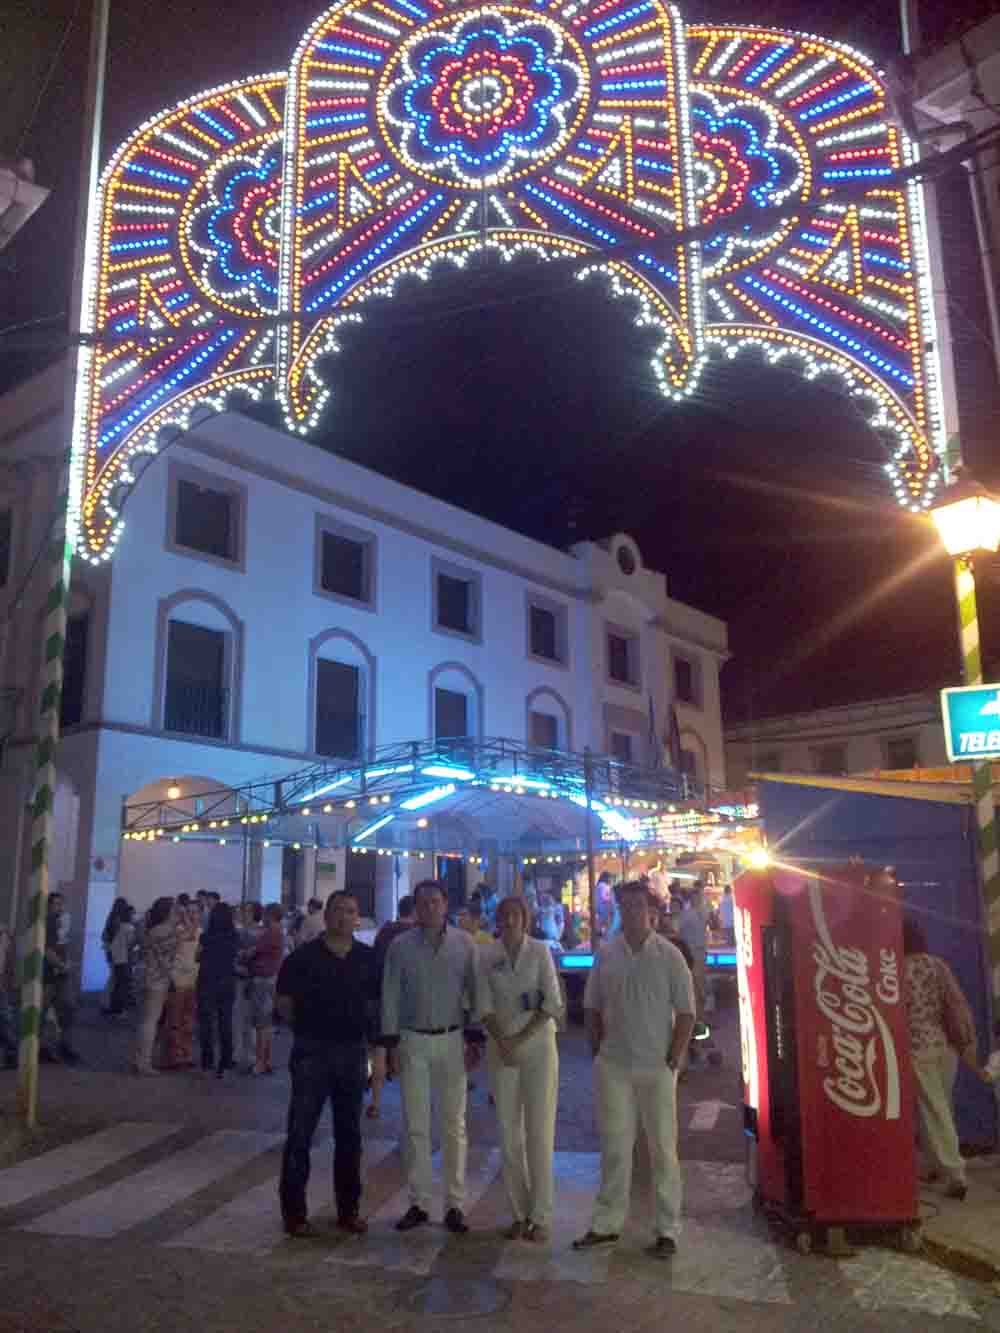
930 475 1000 997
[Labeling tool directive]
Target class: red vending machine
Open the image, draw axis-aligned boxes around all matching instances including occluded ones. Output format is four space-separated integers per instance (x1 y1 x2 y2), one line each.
733 863 919 1254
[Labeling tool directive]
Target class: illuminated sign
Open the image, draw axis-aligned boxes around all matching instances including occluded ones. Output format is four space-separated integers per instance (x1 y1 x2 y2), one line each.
941 684 1000 762
711 803 760 820
559 952 595 971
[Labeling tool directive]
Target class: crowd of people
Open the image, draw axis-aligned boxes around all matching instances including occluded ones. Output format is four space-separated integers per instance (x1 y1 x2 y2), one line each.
0 888 329 1077
0 864 989 1242
0 869 730 1079
119 891 316 1078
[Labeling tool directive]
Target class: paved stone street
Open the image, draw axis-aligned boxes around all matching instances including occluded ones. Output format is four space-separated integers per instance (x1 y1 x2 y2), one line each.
3 993 1000 1332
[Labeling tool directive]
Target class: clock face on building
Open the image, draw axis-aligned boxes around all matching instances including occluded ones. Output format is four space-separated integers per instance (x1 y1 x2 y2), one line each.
74 1 944 563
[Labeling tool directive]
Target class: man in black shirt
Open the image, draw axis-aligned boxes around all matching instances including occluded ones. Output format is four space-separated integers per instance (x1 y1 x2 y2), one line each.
372 893 415 983
275 891 385 1238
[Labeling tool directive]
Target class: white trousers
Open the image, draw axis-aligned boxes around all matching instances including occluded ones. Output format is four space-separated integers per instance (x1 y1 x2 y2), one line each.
233 979 252 1064
912 1047 965 1184
135 985 169 1071
591 1054 682 1240
488 1026 558 1228
398 1028 467 1212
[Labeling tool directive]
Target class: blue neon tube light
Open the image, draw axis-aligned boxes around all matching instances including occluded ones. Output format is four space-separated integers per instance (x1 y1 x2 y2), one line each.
400 784 456 811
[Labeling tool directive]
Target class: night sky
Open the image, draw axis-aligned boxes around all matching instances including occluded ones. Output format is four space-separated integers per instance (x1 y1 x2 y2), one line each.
5 0 1000 727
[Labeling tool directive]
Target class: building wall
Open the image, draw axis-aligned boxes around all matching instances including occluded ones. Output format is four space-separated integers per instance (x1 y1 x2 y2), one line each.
0 368 728 986
725 692 948 788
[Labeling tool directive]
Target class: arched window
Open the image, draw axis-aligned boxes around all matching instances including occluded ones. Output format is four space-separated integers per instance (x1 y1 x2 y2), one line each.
428 662 484 744
154 590 243 742
525 685 572 752
308 629 376 759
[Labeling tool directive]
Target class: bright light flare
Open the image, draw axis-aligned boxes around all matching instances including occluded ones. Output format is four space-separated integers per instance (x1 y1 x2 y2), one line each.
930 482 1000 557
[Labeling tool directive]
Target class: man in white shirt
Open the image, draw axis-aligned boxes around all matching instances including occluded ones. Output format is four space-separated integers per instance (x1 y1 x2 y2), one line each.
677 884 710 1025
646 864 669 908
719 885 735 944
574 880 694 1258
296 898 326 948
382 880 479 1234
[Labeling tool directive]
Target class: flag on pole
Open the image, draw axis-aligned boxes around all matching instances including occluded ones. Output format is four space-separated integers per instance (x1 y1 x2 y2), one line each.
668 703 683 771
647 694 662 769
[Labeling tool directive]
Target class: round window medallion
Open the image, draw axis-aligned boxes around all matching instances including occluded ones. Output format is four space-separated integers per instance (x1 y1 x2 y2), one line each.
617 545 636 576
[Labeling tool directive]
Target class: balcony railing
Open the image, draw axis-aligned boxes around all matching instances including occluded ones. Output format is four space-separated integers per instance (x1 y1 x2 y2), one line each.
164 682 229 740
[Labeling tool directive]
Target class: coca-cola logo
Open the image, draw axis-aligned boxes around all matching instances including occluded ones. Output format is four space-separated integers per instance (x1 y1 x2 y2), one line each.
808 879 901 1121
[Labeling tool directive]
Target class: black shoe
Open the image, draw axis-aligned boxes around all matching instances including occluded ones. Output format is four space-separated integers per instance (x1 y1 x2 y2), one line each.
944 1182 967 1202
396 1205 429 1232
444 1207 469 1235
58 1045 82 1066
649 1236 677 1259
284 1218 322 1239
39 1048 59 1064
572 1230 619 1250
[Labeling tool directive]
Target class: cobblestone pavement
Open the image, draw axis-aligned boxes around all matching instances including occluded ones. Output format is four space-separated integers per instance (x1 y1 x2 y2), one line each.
3 994 1000 1332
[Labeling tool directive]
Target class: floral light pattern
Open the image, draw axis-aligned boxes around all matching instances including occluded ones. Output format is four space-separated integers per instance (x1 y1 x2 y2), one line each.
382 13 586 185
188 146 282 314
689 91 805 277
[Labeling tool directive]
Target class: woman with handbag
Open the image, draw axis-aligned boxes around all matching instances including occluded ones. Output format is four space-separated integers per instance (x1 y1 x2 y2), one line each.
902 917 982 1200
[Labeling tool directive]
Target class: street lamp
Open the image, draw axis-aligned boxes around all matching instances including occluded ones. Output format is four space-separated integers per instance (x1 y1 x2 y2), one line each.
930 475 1000 560
930 474 1000 1000
930 475 1000 687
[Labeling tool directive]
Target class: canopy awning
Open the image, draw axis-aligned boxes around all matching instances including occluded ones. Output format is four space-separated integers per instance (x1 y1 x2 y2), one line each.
122 737 759 860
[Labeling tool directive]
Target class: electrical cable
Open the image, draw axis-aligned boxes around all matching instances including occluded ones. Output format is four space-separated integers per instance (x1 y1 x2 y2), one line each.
0 314 67 341
7 121 1000 353
13 0 86 161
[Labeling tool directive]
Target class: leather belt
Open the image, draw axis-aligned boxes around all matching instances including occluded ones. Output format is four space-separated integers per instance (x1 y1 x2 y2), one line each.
407 1025 461 1035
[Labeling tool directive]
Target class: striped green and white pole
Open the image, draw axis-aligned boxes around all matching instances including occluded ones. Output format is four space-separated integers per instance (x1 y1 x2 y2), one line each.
955 556 1000 997
16 477 73 1127
14 0 107 1129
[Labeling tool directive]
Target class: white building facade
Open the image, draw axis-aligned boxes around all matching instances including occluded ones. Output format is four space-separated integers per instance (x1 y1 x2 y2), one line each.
0 365 727 989
724 691 948 789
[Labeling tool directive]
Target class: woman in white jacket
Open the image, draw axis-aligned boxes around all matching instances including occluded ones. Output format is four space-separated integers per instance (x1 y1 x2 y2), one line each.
479 895 564 1242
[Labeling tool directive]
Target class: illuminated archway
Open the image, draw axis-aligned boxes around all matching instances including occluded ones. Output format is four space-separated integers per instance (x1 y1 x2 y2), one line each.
72 3 947 562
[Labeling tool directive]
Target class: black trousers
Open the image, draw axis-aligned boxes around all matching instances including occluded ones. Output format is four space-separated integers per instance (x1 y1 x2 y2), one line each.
279 1038 366 1225
108 963 132 1015
197 981 235 1071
